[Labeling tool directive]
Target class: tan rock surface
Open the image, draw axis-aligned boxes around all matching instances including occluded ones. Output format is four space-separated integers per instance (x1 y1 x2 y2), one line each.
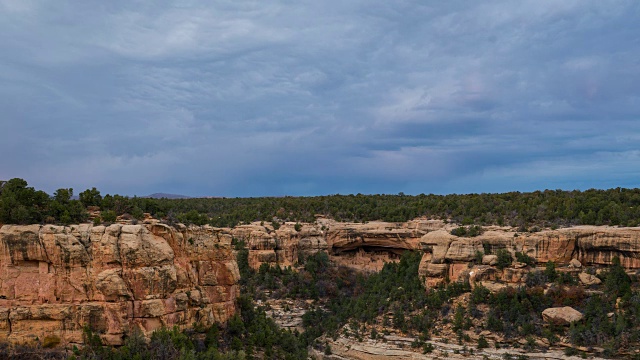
415 225 640 288
482 254 498 265
579 272 602 286
542 306 584 325
445 239 483 261
326 221 424 253
570 258 582 268
0 223 239 346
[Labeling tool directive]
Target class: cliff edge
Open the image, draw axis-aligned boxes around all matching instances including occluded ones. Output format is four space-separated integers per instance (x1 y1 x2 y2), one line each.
0 223 239 346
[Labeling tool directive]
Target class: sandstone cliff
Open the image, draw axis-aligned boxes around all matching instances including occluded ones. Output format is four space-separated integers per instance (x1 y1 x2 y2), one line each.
0 223 239 346
228 220 640 287
418 225 640 287
230 220 433 271
2 216 639 348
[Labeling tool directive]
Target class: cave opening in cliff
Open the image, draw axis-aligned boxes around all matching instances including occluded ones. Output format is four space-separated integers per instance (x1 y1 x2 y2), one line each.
332 246 407 260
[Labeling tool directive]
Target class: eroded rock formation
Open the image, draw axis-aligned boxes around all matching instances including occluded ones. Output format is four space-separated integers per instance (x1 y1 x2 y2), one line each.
2 216 639 348
231 220 640 288
231 220 433 272
417 225 640 288
229 218 640 274
0 223 239 346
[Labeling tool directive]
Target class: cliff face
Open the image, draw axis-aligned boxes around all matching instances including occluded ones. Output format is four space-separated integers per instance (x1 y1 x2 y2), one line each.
418 225 640 287
2 217 639 347
231 223 328 270
230 220 435 271
230 220 640 279
0 223 239 346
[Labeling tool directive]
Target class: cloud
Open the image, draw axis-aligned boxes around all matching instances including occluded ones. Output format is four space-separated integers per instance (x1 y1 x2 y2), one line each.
0 1 639 196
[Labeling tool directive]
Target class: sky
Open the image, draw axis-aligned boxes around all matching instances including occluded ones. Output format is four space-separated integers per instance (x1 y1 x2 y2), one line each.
1 1 640 197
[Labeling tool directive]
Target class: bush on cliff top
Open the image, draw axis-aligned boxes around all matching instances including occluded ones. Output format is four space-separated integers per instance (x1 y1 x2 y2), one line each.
3 178 640 227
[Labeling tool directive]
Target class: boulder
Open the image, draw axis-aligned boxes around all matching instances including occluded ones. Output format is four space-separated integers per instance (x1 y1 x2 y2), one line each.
482 255 498 266
542 306 583 325
570 258 582 268
419 230 455 264
579 272 602 286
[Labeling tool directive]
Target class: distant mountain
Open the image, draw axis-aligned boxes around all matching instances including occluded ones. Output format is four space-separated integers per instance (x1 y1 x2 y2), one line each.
144 193 191 199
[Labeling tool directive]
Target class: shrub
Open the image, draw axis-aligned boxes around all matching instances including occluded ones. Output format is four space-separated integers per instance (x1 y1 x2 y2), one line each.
477 335 489 349
515 252 535 266
474 250 484 264
603 256 632 298
271 220 281 230
565 347 579 356
101 210 117 223
555 271 578 285
542 328 559 345
451 225 483 237
496 249 513 270
483 243 492 255
525 270 547 287
524 336 536 350
451 226 467 237
467 225 483 237
544 261 558 282
471 284 490 304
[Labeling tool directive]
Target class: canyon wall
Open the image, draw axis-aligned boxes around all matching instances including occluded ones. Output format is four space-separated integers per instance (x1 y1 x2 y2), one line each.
418 225 640 287
1 217 639 348
0 223 239 346
230 220 640 278
230 220 437 271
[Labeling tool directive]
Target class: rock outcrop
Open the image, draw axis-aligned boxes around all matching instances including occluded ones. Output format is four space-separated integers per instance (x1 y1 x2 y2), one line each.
228 219 640 291
578 272 602 286
0 223 239 346
231 220 428 272
542 307 584 325
417 225 640 288
231 223 328 270
227 218 640 290
1 216 639 349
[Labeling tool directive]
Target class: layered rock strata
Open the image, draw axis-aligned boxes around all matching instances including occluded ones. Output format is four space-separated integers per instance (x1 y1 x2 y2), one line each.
230 223 329 270
0 223 239 346
230 220 434 271
418 225 640 288
2 217 638 347
230 220 640 287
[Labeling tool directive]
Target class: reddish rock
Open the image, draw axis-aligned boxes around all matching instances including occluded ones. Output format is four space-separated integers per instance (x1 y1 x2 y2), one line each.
0 223 239 346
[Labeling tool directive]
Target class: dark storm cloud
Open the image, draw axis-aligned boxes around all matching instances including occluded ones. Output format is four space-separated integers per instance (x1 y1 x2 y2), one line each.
1 0 639 196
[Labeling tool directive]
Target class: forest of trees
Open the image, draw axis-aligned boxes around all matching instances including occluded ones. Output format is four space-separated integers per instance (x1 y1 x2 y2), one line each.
2 178 640 228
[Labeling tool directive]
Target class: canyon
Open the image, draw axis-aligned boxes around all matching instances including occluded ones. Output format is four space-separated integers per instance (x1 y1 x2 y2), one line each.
1 217 640 350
